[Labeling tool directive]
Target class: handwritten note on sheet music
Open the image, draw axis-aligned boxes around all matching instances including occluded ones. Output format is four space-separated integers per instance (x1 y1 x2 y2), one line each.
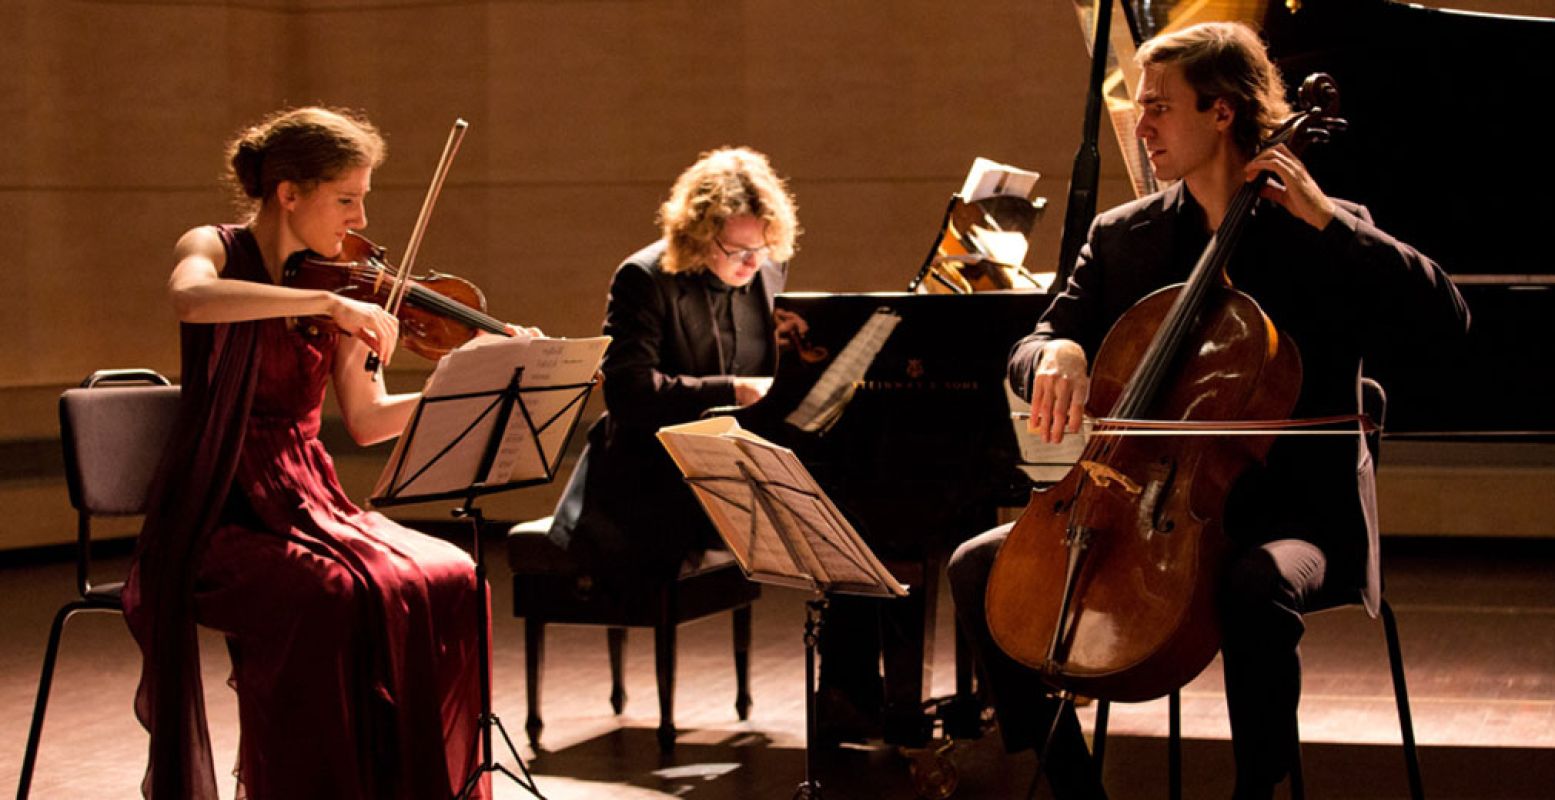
371 335 608 502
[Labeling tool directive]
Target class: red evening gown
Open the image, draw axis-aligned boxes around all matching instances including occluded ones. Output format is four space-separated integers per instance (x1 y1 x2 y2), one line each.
124 225 488 799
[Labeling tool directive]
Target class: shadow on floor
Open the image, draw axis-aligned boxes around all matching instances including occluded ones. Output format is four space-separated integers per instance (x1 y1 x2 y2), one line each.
519 726 1555 800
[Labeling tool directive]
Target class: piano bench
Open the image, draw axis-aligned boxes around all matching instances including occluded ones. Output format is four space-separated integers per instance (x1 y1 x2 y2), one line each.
507 517 760 751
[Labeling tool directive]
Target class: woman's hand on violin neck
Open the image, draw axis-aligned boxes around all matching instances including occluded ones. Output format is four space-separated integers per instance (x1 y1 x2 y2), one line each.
733 377 773 407
330 294 399 364
504 323 544 339
1029 339 1090 444
466 325 541 350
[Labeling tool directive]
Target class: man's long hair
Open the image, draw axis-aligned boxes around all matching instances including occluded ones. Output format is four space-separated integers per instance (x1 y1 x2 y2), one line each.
657 146 800 274
1137 21 1291 157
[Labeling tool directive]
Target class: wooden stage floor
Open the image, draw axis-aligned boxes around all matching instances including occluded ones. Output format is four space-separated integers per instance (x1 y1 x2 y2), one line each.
2 535 1551 799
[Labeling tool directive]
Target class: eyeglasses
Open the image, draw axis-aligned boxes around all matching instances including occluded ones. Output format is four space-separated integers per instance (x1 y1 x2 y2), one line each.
712 236 771 264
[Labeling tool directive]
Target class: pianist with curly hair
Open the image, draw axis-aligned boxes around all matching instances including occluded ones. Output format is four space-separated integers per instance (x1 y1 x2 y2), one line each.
547 146 800 588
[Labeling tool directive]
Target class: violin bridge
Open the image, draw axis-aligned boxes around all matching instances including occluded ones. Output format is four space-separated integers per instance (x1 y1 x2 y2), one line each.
1079 460 1143 496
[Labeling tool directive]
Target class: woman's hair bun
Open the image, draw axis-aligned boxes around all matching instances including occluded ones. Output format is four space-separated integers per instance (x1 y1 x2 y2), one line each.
230 137 266 199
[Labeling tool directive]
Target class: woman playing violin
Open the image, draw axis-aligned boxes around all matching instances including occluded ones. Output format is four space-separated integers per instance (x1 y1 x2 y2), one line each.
123 106 505 799
948 23 1468 800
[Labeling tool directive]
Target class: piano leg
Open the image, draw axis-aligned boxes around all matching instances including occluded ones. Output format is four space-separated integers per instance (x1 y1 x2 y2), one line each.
817 594 885 743
880 556 940 747
939 618 984 740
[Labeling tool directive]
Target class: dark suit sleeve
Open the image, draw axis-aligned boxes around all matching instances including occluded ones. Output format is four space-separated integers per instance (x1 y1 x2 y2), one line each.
1321 204 1471 358
1008 217 1112 403
600 261 737 430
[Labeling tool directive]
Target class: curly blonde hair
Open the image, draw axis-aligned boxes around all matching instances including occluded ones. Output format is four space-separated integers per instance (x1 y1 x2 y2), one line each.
225 106 386 216
1137 21 1291 158
657 147 800 274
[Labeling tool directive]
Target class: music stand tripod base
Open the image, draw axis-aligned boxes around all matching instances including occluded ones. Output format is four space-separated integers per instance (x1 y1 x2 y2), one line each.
795 594 827 800
374 365 600 800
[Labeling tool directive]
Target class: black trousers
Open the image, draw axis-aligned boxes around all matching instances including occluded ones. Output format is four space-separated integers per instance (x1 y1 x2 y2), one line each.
947 523 1341 799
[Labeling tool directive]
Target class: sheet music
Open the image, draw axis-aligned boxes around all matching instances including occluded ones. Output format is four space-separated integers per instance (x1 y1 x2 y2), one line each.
658 417 907 597
966 228 1031 268
959 156 1041 203
730 440 880 588
784 308 901 432
649 418 788 574
371 335 608 501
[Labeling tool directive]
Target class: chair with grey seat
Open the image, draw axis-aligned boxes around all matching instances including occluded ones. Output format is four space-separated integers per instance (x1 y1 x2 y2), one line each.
1089 377 1424 800
16 369 180 799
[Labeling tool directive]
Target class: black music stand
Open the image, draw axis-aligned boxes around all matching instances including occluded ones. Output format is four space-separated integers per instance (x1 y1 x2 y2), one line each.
374 364 598 800
658 418 907 800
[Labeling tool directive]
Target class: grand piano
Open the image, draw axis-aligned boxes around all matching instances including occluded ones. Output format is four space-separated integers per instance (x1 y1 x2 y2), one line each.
738 0 1555 748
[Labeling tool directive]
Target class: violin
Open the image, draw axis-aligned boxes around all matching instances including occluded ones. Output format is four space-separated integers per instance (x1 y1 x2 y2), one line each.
284 231 509 361
284 118 513 367
982 74 1347 703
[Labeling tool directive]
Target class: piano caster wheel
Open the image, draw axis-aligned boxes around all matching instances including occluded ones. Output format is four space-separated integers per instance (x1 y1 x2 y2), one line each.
904 740 959 800
792 779 823 799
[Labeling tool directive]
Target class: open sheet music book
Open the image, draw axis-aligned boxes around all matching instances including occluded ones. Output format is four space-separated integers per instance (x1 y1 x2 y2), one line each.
957 157 1043 269
370 334 608 503
658 416 907 598
959 156 1041 204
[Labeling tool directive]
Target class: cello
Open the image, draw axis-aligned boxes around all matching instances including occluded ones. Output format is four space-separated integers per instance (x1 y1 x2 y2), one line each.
983 74 1347 703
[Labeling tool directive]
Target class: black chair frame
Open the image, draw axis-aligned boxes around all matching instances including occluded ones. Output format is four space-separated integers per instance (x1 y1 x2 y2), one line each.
17 369 177 800
508 519 759 752
1090 378 1424 800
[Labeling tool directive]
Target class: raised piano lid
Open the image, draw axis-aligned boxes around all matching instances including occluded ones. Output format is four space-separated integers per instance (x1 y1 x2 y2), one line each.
1068 0 1555 436
1260 1 1555 436
1072 0 1555 278
1069 0 1160 201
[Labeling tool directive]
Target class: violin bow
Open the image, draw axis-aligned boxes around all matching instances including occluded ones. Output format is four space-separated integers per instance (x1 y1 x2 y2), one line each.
370 118 470 371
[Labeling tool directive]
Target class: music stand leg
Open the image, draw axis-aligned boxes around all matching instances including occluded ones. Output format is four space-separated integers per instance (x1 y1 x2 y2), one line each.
794 594 828 800
454 500 545 800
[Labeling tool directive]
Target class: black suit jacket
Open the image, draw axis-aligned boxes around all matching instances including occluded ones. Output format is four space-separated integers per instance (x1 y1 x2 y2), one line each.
549 240 786 584
1008 182 1468 613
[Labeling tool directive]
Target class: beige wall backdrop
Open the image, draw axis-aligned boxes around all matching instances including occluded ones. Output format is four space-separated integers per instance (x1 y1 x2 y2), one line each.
0 0 1126 546
0 0 1115 419
2 0 1549 547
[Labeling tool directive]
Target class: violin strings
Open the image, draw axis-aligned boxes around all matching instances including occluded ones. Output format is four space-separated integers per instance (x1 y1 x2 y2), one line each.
323 262 504 334
405 283 504 332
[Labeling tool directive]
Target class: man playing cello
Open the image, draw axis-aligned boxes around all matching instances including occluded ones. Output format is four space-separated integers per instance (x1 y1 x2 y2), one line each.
948 21 1468 799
